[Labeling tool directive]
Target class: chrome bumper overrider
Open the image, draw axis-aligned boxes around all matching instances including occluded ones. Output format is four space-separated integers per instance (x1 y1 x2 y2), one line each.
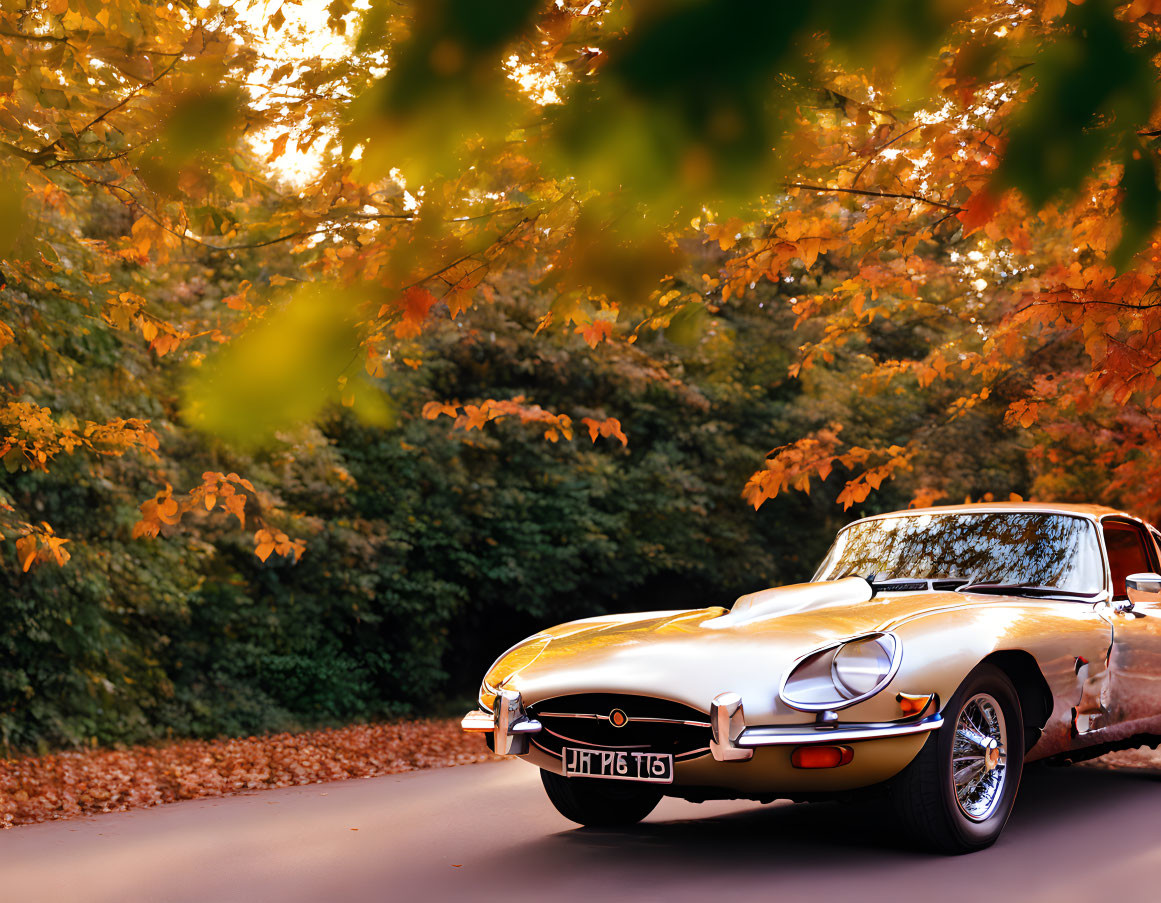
462 689 542 755
462 690 943 760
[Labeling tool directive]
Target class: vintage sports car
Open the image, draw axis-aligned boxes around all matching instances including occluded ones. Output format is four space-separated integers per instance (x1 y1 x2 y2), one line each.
462 502 1161 853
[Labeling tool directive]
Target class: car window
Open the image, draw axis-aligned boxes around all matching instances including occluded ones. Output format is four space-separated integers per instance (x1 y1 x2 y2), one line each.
1103 520 1155 600
814 512 1104 593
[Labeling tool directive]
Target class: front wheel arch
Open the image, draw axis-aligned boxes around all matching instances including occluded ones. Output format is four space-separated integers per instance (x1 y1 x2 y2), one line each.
982 650 1053 751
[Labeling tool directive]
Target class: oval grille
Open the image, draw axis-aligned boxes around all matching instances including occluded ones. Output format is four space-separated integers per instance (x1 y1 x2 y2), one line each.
527 693 711 761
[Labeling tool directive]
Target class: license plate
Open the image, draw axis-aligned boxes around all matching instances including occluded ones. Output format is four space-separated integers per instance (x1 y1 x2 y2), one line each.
563 747 674 784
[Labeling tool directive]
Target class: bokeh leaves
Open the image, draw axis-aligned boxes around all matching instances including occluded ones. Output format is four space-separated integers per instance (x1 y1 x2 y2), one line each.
992 0 1158 267
183 284 391 447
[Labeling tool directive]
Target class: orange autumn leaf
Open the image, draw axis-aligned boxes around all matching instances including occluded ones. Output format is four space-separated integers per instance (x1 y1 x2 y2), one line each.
422 401 459 420
254 528 276 562
577 319 614 348
15 534 36 572
255 528 305 563
956 189 998 237
581 416 628 446
393 286 438 339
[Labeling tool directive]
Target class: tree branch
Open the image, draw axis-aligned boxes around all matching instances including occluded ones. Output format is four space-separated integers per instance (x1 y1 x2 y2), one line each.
787 182 961 212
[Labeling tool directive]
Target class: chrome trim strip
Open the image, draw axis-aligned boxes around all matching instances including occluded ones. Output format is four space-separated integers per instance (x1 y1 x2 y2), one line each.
537 711 711 728
540 724 651 751
737 714 944 747
536 711 603 719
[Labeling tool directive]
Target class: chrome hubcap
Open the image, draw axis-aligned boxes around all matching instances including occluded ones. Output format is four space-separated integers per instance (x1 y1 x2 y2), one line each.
952 692 1007 821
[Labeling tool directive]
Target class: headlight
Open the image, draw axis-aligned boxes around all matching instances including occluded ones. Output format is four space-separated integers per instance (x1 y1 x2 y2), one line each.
831 636 895 699
779 632 900 711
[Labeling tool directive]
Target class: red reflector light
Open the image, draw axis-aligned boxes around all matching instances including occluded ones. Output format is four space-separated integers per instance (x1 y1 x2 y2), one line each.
791 745 854 769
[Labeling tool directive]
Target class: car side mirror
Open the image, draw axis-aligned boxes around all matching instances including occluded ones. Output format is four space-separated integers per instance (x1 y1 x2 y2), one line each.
1125 573 1161 609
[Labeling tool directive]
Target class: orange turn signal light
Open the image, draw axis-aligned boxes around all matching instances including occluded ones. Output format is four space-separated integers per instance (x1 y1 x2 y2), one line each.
791 745 853 769
897 692 935 717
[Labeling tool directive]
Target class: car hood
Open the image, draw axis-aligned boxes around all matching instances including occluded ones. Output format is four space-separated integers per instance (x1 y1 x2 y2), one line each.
502 577 1006 720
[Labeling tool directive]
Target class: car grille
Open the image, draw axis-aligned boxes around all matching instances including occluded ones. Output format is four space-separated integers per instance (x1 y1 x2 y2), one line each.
527 693 711 762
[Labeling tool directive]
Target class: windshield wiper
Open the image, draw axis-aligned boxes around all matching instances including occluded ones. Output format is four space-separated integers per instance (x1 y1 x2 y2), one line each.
863 576 972 593
959 582 1098 599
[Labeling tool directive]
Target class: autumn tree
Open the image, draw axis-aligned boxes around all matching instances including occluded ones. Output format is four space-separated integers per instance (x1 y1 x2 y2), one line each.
4 0 1161 576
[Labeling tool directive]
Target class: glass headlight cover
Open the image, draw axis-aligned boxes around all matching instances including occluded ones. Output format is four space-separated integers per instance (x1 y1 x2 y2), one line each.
831 635 896 699
779 632 900 711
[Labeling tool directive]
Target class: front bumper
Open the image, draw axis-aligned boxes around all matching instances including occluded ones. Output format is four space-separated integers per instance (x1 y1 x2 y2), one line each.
461 690 943 761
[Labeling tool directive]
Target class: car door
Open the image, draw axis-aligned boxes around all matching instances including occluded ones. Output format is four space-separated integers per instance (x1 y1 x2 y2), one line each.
1100 516 1161 732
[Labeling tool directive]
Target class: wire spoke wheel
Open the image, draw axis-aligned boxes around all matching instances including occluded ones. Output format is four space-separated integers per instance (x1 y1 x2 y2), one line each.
890 664 1023 853
951 692 1008 822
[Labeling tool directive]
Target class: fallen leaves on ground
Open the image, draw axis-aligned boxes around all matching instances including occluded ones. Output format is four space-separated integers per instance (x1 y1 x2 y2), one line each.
0 718 495 828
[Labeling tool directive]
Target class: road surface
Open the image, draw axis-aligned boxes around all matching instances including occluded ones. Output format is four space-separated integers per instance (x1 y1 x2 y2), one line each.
3 756 1161 902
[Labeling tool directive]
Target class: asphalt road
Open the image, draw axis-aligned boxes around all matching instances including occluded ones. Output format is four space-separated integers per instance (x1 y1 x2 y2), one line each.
4 756 1161 903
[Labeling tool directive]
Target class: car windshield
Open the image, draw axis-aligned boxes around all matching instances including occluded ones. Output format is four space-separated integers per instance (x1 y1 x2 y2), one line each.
813 511 1104 594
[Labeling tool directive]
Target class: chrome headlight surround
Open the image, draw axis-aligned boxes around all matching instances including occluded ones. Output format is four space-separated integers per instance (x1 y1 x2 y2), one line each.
779 632 901 712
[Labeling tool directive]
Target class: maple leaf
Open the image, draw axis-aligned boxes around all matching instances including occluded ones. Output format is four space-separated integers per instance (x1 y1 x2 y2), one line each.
956 189 999 236
577 319 613 348
393 287 438 339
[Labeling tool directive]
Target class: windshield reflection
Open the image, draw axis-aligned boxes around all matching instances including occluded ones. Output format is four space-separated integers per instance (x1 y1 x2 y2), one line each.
814 512 1104 594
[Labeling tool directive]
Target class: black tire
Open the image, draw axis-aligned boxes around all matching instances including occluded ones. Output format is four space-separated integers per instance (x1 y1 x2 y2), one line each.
889 662 1024 854
540 769 662 827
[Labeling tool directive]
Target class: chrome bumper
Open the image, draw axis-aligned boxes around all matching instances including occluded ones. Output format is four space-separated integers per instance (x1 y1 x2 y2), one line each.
735 714 944 748
463 690 943 761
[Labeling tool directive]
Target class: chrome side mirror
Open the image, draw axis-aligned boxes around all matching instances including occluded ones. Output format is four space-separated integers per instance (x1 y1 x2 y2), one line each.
1125 573 1161 609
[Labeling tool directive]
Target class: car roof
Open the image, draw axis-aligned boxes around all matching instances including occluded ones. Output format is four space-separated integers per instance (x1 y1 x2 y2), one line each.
846 500 1144 529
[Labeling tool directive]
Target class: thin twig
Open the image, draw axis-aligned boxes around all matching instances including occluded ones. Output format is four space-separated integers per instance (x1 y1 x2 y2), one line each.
787 182 961 212
852 124 921 188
